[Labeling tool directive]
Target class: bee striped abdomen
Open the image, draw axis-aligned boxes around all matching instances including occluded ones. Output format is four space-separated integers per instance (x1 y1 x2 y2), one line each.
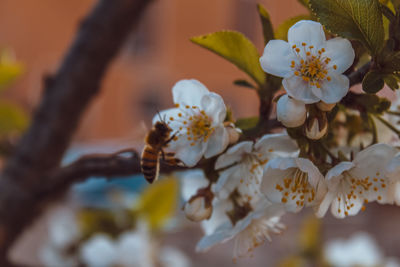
141 145 160 183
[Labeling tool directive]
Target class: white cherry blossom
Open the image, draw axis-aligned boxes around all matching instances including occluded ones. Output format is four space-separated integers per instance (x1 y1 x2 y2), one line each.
79 222 190 267
385 154 400 205
317 144 398 219
156 79 229 167
260 20 355 104
196 201 285 259
214 133 299 204
324 232 384 267
261 157 326 213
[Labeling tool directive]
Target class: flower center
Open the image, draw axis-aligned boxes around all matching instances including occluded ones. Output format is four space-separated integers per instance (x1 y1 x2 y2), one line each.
290 42 337 89
274 169 316 207
169 104 215 146
237 154 267 202
337 172 387 216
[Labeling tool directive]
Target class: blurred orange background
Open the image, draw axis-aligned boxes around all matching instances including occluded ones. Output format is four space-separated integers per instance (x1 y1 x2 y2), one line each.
0 0 306 142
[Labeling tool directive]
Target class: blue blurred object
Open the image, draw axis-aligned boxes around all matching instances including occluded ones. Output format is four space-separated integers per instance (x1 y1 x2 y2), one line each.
64 142 148 207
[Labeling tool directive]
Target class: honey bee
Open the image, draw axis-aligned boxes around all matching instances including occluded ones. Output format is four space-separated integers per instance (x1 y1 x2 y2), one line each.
141 118 180 183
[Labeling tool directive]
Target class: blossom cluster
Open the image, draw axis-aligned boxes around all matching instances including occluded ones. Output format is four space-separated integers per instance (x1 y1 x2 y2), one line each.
150 20 400 259
40 209 190 267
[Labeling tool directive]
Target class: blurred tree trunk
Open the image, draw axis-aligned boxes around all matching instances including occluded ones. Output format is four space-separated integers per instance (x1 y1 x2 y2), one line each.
0 0 153 265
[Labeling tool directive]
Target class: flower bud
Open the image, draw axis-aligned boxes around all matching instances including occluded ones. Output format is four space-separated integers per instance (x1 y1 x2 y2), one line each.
316 101 335 112
184 195 213 222
224 122 241 145
277 94 307 128
305 113 328 140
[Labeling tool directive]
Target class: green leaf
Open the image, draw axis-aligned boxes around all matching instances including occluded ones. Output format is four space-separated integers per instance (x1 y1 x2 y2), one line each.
257 4 274 45
78 209 132 239
362 71 385 93
233 79 256 89
191 31 266 86
382 51 400 71
135 177 178 230
235 117 259 130
383 74 399 89
0 101 29 136
309 0 384 55
0 51 23 92
275 15 312 41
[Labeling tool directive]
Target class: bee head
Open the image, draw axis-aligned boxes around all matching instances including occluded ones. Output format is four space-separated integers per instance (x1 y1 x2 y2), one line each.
155 121 171 134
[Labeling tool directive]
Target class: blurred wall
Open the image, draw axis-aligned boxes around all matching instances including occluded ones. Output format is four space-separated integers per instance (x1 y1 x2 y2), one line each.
0 0 306 142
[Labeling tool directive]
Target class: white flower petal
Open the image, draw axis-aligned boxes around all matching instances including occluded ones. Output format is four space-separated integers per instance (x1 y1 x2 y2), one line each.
201 92 227 125
201 199 232 235
80 235 117 267
255 133 298 156
159 247 191 267
315 191 336 218
288 20 326 48
325 37 355 74
353 143 398 170
180 169 209 200
283 75 319 103
213 166 240 199
172 79 209 106
326 162 354 181
204 126 229 158
175 140 207 167
295 158 324 188
215 141 253 170
196 221 234 252
312 73 349 104
260 40 297 78
152 108 180 127
386 154 400 182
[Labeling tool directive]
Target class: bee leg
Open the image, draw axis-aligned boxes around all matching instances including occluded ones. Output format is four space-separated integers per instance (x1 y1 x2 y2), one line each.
163 152 181 166
164 131 179 146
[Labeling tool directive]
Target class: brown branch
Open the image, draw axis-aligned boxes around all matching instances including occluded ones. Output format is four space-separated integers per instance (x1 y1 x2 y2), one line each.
38 150 142 198
37 149 187 202
0 0 153 264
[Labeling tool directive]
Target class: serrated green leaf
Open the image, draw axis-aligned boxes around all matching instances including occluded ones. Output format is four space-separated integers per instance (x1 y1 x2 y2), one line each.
233 79 256 89
136 177 178 230
362 71 385 93
257 4 274 45
235 117 259 130
275 15 312 41
0 101 29 136
310 0 384 55
191 31 266 86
